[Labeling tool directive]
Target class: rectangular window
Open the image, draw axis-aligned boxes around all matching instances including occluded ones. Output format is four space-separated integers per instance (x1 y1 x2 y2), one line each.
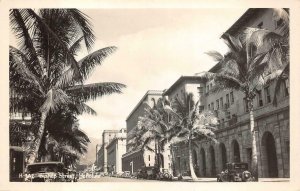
226 94 230 105
244 98 249 112
198 87 204 95
264 86 271 103
257 90 263 107
230 92 234 104
220 97 224 109
211 102 214 110
148 155 150 161
216 99 219 109
199 105 204 112
208 104 210 110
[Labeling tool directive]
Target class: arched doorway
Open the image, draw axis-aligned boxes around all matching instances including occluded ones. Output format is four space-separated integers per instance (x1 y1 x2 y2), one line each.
232 140 240 162
209 146 216 176
262 131 278 177
219 143 227 170
200 148 206 176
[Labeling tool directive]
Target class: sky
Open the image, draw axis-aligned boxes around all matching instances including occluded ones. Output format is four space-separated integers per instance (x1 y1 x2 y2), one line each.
76 8 247 143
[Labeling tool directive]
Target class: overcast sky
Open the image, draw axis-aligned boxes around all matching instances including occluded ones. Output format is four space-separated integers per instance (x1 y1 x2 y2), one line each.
75 8 247 143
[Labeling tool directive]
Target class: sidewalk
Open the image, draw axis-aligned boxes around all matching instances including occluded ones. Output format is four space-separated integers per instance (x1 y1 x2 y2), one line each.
177 176 290 182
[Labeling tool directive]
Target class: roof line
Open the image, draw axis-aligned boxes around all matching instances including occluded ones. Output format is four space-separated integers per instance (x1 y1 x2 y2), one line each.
163 76 205 96
126 90 163 121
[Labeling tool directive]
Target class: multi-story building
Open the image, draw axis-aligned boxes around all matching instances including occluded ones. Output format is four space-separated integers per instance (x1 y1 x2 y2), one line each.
170 8 289 178
96 144 104 171
96 129 119 173
122 90 165 173
106 128 127 174
163 76 206 176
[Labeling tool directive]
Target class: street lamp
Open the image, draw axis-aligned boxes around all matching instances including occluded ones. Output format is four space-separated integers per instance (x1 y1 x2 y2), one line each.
129 161 133 175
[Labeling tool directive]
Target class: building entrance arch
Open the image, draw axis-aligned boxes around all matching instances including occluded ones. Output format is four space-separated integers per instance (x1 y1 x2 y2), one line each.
261 131 278 177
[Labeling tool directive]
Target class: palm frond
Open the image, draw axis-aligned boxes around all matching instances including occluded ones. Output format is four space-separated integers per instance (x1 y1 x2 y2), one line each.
272 63 289 106
205 51 224 62
222 33 243 53
272 8 289 37
10 46 44 95
67 9 95 51
9 9 43 77
66 82 126 102
26 9 82 80
78 46 117 80
69 36 84 56
212 74 244 92
54 46 118 88
40 89 70 113
75 102 97 115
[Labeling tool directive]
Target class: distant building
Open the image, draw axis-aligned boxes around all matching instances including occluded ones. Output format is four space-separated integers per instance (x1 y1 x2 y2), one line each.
106 128 127 174
96 129 119 173
122 90 165 173
170 8 289 178
96 144 104 171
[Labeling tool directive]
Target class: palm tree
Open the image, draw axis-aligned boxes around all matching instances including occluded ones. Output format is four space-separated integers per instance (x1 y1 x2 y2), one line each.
9 9 126 164
39 108 90 163
136 98 173 169
202 13 288 179
167 93 218 180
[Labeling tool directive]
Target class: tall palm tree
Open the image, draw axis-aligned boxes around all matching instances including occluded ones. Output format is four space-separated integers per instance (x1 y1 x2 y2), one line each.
136 98 173 169
167 93 218 180
39 107 90 163
202 16 288 179
248 9 289 106
9 9 126 164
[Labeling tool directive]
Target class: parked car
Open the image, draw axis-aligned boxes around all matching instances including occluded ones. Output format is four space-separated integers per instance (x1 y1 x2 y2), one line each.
121 171 131 178
136 168 147 179
25 162 66 182
217 162 253 182
157 169 173 181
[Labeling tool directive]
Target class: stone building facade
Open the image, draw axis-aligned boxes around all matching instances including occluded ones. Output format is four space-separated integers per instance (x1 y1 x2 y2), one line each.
169 8 289 178
96 129 119 172
106 129 127 174
122 90 172 173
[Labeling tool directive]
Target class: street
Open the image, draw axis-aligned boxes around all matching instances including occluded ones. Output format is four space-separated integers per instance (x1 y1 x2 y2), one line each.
79 177 158 182
79 177 289 182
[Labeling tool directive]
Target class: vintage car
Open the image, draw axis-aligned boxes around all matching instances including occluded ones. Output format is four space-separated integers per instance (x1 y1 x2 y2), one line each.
137 166 159 180
25 162 66 182
157 168 173 181
217 162 253 182
121 171 131 178
136 168 147 179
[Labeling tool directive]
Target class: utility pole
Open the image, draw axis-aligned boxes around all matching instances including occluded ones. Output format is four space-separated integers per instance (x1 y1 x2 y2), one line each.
130 161 133 175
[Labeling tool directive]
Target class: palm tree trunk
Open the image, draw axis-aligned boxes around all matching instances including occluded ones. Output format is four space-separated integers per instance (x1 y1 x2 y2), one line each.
188 138 197 180
27 111 47 164
249 101 259 181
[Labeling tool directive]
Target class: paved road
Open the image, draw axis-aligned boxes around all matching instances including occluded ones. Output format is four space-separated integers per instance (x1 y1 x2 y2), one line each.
79 176 158 182
79 176 289 182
